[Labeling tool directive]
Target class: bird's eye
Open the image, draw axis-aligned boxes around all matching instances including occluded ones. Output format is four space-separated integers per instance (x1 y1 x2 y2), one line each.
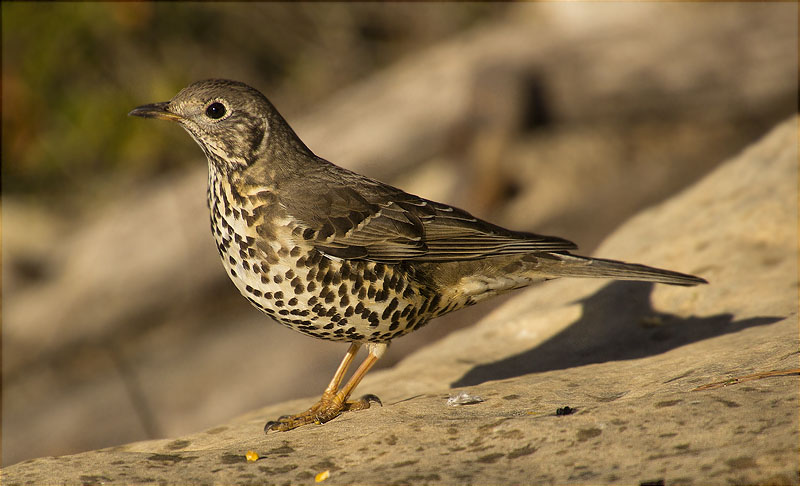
205 102 227 120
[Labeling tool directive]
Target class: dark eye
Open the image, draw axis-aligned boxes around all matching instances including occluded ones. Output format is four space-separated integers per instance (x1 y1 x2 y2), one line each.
205 102 227 120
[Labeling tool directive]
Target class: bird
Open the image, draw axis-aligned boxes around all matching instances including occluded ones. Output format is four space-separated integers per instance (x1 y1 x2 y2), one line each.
129 79 706 432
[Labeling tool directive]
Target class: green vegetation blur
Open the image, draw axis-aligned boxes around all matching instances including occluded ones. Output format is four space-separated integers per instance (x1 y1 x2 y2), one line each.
2 2 504 211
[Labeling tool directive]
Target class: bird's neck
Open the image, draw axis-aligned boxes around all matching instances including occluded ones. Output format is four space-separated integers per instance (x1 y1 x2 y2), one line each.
206 159 285 221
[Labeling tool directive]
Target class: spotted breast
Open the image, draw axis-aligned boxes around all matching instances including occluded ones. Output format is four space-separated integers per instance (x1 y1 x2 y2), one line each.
208 164 444 343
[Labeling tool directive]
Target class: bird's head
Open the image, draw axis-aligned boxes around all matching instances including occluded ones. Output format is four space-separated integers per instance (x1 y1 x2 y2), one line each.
130 79 304 173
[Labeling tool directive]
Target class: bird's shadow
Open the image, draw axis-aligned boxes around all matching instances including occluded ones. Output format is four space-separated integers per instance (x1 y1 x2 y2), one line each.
451 281 783 388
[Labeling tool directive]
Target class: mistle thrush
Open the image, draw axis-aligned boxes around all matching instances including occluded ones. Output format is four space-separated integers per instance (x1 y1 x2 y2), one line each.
130 79 706 432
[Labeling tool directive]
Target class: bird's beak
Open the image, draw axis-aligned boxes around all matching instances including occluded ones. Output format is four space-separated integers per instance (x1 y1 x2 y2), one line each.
128 102 182 122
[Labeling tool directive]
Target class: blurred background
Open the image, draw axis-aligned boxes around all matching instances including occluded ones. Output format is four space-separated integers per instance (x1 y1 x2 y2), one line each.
2 2 796 466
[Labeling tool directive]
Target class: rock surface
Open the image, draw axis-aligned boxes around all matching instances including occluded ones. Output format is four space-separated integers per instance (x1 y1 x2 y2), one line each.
4 114 796 484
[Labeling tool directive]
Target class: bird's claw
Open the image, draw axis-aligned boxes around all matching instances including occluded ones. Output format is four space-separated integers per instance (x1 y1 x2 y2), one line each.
361 394 383 407
264 393 382 432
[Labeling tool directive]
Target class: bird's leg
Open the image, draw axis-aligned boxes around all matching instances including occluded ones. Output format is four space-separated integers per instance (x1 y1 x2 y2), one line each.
265 342 386 432
320 342 362 402
337 342 386 413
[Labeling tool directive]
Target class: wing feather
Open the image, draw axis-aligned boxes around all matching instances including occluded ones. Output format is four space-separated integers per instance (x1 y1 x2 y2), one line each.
281 161 576 263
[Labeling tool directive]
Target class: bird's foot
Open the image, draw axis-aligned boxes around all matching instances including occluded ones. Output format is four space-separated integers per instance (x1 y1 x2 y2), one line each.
264 394 382 432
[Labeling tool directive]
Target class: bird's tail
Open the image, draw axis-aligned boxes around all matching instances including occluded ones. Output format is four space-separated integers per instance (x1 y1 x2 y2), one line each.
446 251 706 308
537 253 707 287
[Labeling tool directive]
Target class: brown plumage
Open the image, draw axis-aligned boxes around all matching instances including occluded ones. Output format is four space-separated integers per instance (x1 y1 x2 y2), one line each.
130 79 706 432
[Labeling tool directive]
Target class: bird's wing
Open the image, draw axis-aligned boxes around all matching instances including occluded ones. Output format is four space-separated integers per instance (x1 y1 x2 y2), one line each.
283 164 577 263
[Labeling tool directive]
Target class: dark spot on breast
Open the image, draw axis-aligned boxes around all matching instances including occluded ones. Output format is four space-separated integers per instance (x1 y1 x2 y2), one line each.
305 251 321 266
245 296 265 310
381 298 399 320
